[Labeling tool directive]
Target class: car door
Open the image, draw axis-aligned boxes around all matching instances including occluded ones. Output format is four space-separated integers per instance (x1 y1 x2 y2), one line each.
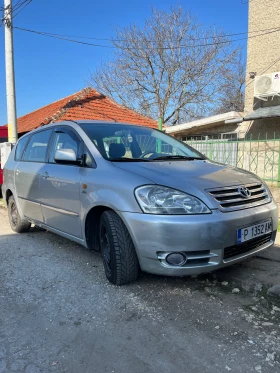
39 126 83 238
15 128 53 222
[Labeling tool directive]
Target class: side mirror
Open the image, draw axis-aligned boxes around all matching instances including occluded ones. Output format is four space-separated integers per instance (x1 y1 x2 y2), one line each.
54 148 78 164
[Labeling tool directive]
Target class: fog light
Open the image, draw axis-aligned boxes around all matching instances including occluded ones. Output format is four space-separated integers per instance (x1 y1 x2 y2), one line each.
166 253 186 266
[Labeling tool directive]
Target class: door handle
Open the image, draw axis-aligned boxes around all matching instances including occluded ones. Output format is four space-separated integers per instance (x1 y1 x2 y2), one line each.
15 169 20 176
41 172 50 179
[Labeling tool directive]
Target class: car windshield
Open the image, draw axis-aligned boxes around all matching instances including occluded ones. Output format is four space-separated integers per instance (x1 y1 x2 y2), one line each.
79 123 205 162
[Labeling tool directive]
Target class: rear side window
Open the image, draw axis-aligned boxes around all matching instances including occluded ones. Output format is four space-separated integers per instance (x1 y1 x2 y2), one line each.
23 129 52 162
15 135 30 161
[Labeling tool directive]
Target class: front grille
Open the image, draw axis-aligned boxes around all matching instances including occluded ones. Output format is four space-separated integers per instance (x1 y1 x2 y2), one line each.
207 183 271 212
223 233 272 260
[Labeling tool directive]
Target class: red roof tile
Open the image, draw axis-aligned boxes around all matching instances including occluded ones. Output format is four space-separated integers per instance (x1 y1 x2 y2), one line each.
17 87 157 133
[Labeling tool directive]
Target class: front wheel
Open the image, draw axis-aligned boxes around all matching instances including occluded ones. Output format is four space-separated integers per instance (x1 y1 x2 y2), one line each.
99 211 139 285
8 195 31 233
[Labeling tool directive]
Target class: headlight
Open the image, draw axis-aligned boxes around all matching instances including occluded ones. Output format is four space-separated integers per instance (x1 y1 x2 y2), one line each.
135 185 211 215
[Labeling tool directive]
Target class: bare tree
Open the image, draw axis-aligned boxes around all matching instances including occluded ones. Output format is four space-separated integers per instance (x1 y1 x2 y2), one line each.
91 6 241 125
213 54 245 114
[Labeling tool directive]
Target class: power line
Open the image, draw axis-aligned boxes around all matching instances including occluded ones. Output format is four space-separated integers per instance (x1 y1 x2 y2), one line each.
14 26 117 48
245 55 280 88
259 56 280 75
13 25 280 50
2 1 280 43
9 24 280 43
12 0 29 12
12 0 32 19
0 0 32 27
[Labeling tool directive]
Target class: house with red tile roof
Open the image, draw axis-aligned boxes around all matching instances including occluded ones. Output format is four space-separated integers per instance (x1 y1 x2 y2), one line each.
17 87 157 134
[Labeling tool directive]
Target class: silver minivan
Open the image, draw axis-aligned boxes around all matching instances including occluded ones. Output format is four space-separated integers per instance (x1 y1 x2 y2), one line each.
2 121 278 285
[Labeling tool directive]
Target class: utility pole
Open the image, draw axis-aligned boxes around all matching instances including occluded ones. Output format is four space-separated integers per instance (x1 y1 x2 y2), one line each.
156 117 163 153
4 0 18 143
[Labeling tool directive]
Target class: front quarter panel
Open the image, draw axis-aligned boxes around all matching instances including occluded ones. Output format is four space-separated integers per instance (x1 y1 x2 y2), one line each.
80 163 153 215
79 163 154 239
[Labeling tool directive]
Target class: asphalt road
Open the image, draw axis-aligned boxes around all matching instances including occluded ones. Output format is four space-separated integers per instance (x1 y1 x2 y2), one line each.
0 207 280 373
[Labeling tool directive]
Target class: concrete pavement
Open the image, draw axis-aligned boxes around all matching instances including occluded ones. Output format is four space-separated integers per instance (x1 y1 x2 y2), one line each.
0 206 280 373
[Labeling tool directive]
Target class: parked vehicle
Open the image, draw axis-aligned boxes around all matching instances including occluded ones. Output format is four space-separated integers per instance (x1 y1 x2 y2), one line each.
2 121 278 285
0 125 8 194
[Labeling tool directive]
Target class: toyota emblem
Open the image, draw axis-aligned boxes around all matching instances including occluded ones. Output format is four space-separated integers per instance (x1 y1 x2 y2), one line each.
238 187 251 198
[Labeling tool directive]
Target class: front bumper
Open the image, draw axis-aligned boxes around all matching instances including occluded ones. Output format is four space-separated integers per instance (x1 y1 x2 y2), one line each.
120 200 278 276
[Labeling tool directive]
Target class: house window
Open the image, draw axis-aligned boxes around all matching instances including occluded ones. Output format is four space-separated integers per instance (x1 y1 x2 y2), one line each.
222 133 238 140
185 133 238 141
185 135 207 141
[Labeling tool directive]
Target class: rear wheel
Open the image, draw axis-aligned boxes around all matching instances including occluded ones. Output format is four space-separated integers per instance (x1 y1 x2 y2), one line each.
99 210 139 285
8 195 31 233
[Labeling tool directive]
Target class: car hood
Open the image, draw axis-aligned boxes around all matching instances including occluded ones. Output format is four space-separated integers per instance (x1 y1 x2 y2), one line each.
113 160 261 192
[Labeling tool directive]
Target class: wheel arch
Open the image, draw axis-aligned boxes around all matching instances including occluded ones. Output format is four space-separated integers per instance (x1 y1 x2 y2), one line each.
84 205 139 257
84 205 113 250
5 188 13 205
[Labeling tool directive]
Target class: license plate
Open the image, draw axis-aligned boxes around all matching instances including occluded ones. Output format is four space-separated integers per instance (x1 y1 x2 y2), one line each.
237 220 272 244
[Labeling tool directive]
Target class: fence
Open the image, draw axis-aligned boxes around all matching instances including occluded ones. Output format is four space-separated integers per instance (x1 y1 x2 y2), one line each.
186 136 280 186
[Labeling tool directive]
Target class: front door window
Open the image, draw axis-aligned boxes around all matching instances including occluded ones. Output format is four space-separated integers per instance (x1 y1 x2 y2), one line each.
49 130 81 163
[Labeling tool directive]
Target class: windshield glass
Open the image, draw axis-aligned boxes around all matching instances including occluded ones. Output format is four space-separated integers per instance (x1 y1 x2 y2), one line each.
79 123 205 162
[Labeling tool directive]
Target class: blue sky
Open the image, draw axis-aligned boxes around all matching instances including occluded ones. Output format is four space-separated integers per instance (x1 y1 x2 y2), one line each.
0 0 248 125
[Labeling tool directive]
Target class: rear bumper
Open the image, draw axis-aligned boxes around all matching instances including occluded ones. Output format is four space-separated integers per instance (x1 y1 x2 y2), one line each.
120 201 278 276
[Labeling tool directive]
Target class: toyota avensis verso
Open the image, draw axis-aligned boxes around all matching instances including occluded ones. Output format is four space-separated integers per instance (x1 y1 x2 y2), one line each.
2 121 278 285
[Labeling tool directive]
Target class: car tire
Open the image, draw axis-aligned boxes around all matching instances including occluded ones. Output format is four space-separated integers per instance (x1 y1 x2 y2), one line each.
99 210 139 285
8 195 31 233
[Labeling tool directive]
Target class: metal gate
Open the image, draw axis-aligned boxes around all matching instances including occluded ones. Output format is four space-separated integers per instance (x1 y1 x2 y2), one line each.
186 135 280 186
187 139 238 167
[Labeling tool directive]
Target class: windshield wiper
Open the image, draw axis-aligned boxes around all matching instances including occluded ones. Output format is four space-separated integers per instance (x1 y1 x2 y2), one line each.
110 157 151 162
152 155 205 161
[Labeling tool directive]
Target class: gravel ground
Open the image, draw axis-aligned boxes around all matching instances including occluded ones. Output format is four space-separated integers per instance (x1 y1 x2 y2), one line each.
0 206 280 373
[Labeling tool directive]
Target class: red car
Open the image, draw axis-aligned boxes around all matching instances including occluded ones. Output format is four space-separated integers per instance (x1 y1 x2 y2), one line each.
0 126 8 188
